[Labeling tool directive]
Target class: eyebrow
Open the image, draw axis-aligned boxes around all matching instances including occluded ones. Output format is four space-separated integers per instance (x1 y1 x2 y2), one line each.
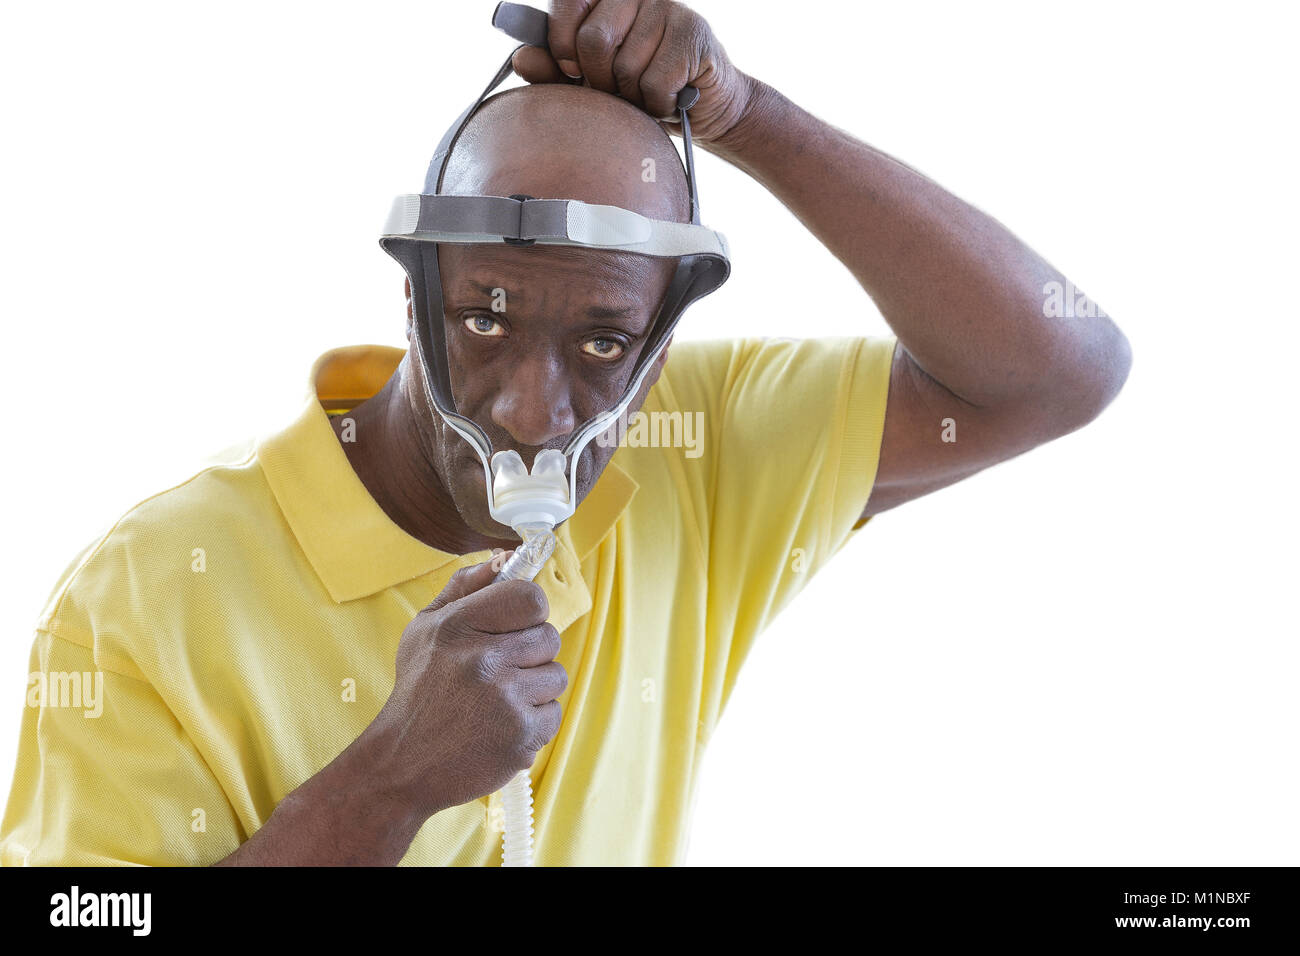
466 280 638 320
586 304 637 319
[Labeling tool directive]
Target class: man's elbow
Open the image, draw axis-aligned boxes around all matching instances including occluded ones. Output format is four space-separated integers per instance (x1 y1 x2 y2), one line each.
1085 323 1133 418
1041 322 1133 436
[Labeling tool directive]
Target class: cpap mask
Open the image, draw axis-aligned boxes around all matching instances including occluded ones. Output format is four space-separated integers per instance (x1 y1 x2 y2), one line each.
378 1 731 537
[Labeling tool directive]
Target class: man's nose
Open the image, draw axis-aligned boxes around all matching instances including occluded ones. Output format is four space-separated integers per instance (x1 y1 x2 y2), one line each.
489 350 577 448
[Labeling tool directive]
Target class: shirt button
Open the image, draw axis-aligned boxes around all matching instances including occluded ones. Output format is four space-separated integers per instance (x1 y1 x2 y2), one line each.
552 565 567 584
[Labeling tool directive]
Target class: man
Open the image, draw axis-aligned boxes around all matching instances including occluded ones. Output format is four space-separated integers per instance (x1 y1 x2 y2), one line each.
0 1 1129 866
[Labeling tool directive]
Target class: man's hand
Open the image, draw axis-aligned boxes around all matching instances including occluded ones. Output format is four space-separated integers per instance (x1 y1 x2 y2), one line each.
510 0 759 148
215 556 566 865
374 556 567 816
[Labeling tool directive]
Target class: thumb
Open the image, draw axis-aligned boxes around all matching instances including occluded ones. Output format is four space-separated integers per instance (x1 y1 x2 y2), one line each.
426 552 513 614
511 45 574 85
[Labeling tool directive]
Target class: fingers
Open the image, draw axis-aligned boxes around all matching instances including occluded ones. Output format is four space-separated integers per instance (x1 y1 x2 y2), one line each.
611 1 667 108
511 44 573 85
546 0 689 121
498 621 562 669
447 578 551 636
517 660 568 706
547 0 597 78
572 0 638 95
638 36 688 121
425 557 506 614
526 699 564 754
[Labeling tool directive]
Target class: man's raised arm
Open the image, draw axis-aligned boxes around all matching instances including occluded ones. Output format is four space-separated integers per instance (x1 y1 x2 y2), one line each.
703 77 1132 516
517 0 1133 517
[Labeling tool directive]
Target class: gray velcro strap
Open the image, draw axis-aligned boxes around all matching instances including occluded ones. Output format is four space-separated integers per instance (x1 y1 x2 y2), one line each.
384 193 727 258
518 199 569 239
403 195 568 241
418 195 519 237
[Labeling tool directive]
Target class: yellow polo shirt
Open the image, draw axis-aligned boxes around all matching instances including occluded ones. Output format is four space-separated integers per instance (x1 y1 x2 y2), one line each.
0 334 895 866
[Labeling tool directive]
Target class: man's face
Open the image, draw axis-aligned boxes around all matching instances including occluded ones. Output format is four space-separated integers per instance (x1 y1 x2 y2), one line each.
406 242 678 540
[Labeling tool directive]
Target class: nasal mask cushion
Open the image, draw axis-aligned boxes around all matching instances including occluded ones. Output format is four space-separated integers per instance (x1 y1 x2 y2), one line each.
378 2 731 532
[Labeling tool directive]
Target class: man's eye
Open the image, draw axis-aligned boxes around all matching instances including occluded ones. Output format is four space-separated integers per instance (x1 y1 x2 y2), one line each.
463 315 506 337
581 337 626 360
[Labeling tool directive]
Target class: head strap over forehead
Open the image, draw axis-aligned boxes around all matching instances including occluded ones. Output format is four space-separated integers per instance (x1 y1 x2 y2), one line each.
377 1 730 531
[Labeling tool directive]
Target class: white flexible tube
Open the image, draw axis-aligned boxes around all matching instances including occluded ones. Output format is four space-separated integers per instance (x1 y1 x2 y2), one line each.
491 526 557 867
499 770 535 867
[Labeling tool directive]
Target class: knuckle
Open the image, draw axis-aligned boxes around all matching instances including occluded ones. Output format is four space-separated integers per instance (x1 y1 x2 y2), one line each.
543 622 562 657
521 703 551 750
666 5 707 53
443 565 474 592
670 2 702 31
520 581 549 621
425 595 452 621
465 647 501 684
401 611 432 645
640 48 673 82
433 609 467 644
543 700 563 738
613 50 644 87
640 66 674 103
417 621 451 657
611 55 636 87
575 20 616 58
437 593 471 626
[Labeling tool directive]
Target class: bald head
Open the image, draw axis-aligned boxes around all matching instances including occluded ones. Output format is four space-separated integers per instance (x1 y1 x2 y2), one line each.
438 83 691 223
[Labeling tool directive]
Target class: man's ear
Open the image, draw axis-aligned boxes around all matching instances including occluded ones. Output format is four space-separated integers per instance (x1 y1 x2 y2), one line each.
653 334 673 373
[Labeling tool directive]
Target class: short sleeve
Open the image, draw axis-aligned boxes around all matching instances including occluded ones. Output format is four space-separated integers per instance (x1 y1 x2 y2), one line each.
0 629 244 866
658 335 896 706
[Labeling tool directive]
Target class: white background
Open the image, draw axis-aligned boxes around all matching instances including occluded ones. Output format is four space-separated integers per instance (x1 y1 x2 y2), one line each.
1 0 1296 866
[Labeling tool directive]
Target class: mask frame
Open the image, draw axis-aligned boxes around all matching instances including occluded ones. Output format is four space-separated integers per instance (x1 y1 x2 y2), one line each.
378 1 731 531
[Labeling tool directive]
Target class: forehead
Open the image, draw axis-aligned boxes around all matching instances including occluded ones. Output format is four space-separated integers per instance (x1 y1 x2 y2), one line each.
438 243 677 302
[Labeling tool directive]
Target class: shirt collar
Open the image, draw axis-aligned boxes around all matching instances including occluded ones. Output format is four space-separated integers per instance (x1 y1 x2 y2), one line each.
256 345 638 603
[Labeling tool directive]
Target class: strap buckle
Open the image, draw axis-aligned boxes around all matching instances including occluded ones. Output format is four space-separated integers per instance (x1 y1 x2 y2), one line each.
503 193 537 245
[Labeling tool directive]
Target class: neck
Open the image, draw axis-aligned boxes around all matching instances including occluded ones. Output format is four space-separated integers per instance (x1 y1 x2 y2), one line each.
329 361 518 556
